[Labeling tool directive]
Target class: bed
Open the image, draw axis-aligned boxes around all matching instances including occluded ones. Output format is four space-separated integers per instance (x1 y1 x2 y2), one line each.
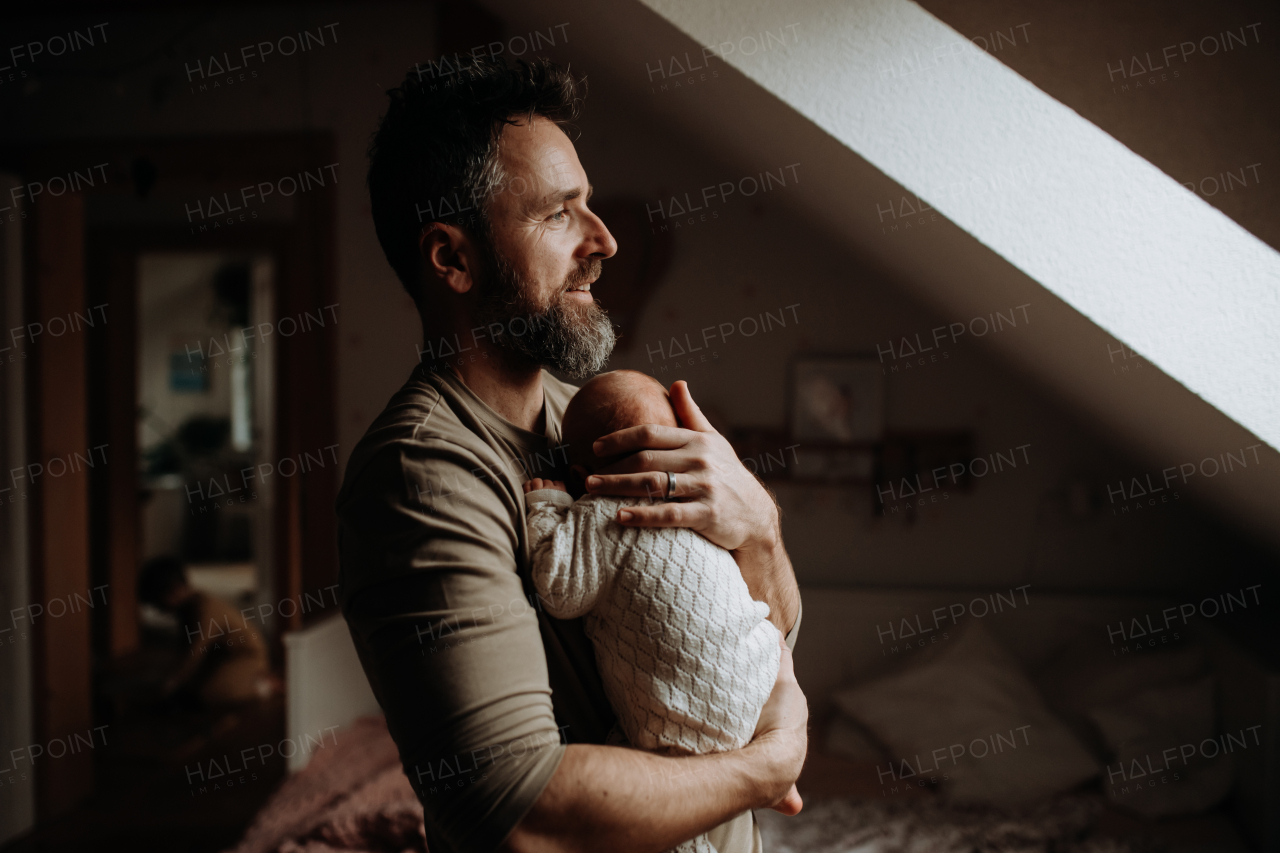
225 712 1245 853
227 715 424 853
226 588 1278 852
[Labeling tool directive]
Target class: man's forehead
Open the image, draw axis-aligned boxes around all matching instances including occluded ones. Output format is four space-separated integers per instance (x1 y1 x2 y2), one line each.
497 117 585 201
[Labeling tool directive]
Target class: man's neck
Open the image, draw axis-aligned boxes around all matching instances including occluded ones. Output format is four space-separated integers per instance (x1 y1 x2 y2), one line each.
447 337 547 434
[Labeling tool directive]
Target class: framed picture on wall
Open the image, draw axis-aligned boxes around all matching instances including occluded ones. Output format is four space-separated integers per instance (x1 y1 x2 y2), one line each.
789 356 884 444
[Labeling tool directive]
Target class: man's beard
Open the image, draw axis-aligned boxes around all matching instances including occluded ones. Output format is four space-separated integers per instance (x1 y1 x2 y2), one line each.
474 240 616 379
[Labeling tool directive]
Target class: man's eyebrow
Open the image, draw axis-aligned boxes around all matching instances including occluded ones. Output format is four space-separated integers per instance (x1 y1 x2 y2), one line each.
533 183 594 210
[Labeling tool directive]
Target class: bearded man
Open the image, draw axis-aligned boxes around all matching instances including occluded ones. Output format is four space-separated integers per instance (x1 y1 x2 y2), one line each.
338 56 805 853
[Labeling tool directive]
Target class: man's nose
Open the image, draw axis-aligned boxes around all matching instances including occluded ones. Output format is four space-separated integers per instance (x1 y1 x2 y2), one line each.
583 210 618 259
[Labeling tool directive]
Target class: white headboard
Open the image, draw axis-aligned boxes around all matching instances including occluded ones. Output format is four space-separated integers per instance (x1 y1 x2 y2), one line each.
282 613 382 772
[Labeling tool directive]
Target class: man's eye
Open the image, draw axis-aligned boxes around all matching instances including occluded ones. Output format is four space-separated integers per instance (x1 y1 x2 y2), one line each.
549 210 567 222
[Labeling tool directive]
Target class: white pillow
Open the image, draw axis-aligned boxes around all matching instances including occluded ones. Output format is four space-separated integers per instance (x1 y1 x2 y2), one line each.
1035 629 1209 714
832 621 1099 805
1088 675 1234 818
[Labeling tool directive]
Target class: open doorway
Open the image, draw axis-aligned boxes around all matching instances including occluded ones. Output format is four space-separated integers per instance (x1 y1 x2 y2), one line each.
135 253 276 627
1 133 337 842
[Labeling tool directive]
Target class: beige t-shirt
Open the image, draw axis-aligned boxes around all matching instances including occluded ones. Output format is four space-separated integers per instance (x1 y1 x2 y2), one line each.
337 364 799 853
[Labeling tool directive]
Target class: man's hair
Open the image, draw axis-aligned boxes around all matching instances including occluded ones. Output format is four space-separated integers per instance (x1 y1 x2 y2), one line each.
367 55 583 302
138 556 187 607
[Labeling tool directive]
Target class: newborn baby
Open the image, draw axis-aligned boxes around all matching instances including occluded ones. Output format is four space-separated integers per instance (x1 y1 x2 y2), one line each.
522 370 784 853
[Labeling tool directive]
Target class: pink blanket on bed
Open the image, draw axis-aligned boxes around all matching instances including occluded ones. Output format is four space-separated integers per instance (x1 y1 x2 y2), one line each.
227 716 426 853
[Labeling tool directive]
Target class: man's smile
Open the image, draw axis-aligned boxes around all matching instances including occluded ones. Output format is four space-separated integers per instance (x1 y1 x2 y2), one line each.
564 277 596 301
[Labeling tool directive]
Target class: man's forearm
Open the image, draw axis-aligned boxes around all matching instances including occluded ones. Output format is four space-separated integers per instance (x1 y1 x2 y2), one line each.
502 740 783 853
735 531 800 635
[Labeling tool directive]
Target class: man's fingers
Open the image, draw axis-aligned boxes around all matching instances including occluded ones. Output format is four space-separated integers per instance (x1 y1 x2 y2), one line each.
587 471 668 497
590 448 695 477
592 424 691 459
755 646 804 738
593 451 687 478
615 500 710 530
669 380 716 433
587 471 706 501
770 784 803 816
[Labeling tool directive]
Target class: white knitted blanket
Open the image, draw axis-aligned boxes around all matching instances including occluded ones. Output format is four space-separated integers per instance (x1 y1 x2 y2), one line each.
526 491 782 853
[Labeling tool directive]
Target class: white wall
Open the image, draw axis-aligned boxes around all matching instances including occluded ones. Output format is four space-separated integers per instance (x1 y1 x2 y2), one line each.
282 613 380 773
589 151 1240 591
136 253 239 454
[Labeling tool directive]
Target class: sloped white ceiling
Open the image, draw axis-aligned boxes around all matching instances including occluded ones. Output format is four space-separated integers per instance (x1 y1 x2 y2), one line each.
640 0 1280 447
480 0 1280 553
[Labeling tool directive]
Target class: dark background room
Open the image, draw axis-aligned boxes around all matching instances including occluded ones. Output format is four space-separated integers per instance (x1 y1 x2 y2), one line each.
0 1 1277 851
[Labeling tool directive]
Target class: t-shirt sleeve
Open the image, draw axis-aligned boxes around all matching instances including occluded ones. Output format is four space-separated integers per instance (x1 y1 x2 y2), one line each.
339 441 566 853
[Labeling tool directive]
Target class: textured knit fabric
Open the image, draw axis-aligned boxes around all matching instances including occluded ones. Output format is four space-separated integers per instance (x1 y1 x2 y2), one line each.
526 489 782 853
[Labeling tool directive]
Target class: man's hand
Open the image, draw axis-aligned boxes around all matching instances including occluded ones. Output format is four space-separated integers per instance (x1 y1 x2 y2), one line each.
755 634 807 815
585 380 799 633
523 478 567 493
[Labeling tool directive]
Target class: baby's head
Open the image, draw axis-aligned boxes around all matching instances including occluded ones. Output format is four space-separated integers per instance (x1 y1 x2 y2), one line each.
561 370 677 493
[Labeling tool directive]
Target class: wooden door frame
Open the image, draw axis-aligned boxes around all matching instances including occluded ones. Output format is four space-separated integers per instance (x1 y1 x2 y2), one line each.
1 131 338 817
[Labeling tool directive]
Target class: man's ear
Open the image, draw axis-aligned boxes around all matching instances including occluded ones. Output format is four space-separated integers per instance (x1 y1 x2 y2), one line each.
420 223 478 295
